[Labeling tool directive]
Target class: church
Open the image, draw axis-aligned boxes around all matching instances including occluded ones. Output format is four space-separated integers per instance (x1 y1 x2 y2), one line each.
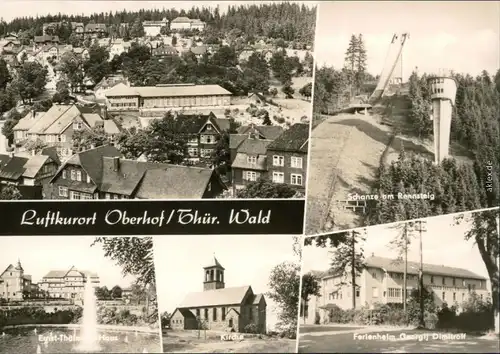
169 256 267 334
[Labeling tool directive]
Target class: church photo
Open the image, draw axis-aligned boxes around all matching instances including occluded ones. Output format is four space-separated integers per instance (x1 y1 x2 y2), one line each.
154 235 301 353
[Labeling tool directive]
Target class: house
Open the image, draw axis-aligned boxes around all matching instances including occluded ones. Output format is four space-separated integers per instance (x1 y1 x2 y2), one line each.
105 83 232 112
48 145 227 200
170 17 206 31
170 112 230 160
170 256 266 333
303 255 490 325
266 123 308 190
152 45 178 59
238 49 255 63
0 40 17 54
35 44 60 63
34 35 59 46
190 46 208 60
38 266 100 300
0 260 32 301
71 22 85 35
108 39 132 58
0 148 59 188
73 47 90 60
230 124 284 163
84 24 107 37
12 105 119 159
231 137 273 190
143 18 169 37
94 75 130 100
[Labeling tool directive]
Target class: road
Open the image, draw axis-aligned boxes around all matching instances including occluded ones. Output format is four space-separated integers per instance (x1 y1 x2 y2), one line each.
298 326 499 353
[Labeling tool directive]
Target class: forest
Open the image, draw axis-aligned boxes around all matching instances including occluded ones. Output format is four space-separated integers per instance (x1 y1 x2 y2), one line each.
368 70 500 225
0 2 316 48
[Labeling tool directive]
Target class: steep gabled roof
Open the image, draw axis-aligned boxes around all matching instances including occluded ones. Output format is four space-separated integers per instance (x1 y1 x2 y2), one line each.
0 155 29 180
178 285 253 308
237 125 284 140
267 123 309 153
204 256 224 270
49 145 121 185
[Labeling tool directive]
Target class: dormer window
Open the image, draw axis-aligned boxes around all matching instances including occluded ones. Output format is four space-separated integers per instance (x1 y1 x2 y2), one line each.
206 124 212 130
73 122 83 130
247 156 257 164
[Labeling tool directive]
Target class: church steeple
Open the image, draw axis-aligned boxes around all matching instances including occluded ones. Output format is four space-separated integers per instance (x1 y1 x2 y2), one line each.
203 254 225 291
15 259 24 272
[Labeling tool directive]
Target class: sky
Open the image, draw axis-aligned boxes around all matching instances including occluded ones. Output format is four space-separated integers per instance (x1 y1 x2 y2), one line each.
0 0 315 22
314 1 500 78
302 210 497 280
0 236 136 288
154 234 299 330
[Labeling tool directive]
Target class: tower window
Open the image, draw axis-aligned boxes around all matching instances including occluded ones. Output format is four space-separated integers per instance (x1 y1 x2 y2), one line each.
204 308 208 320
222 307 226 321
213 308 217 321
196 309 200 318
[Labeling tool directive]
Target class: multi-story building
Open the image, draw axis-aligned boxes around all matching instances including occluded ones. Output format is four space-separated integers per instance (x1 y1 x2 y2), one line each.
0 260 32 301
152 45 178 60
266 123 309 191
170 17 206 31
48 145 227 200
231 137 273 190
33 35 60 46
104 83 232 113
38 266 100 300
12 105 119 159
84 24 107 38
303 255 490 325
170 256 267 333
0 148 59 188
143 18 169 37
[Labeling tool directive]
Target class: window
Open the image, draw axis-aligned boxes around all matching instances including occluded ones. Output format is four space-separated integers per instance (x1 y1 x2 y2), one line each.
86 175 91 183
188 137 198 144
204 308 208 320
273 155 284 167
388 288 402 298
291 174 303 186
248 307 253 320
188 148 199 157
58 186 68 197
372 272 377 279
76 171 82 181
430 276 434 284
442 277 445 285
272 172 284 183
356 289 360 297
206 124 212 130
70 191 81 200
442 292 445 301
453 292 456 301
196 309 200 318
213 308 217 321
452 278 456 286
291 156 303 168
105 193 111 200
244 171 258 181
247 156 257 164
73 122 83 130
62 170 67 179
221 307 226 321
113 195 119 199
372 287 379 298
70 170 76 180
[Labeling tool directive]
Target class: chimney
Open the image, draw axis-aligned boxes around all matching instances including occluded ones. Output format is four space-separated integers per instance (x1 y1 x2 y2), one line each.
32 110 36 119
113 156 120 172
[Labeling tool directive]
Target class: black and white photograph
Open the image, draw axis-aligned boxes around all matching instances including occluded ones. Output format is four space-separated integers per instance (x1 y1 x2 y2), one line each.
298 207 500 353
0 0 316 201
306 1 499 234
154 235 301 353
0 236 162 353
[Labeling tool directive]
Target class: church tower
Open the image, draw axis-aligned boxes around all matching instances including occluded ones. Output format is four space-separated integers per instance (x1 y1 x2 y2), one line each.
203 255 225 291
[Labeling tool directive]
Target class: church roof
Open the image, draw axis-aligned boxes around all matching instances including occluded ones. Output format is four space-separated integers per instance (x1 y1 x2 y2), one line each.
178 285 252 308
15 259 23 271
203 256 225 270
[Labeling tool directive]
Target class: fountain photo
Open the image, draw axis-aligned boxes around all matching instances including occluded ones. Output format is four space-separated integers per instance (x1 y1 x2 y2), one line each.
154 234 302 353
0 236 162 353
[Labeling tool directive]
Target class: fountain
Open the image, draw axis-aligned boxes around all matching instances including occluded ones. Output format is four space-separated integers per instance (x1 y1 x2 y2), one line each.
75 279 101 352
36 344 42 354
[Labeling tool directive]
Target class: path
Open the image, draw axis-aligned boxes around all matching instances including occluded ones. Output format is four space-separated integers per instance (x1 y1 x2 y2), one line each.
298 325 499 353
